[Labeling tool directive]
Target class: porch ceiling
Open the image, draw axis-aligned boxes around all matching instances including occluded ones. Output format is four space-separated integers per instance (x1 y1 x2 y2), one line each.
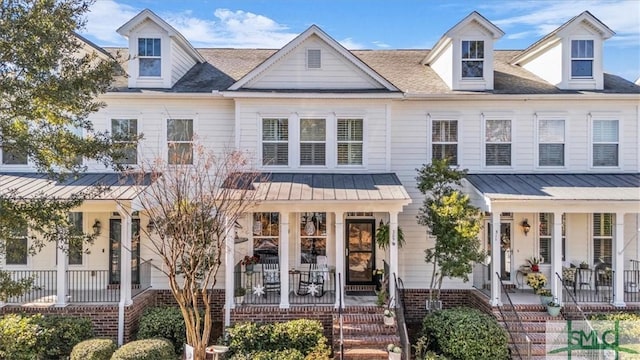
0 172 152 201
229 172 412 211
464 173 640 212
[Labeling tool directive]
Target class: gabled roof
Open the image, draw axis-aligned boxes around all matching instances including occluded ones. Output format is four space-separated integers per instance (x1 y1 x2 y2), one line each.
73 32 114 60
424 11 504 65
228 25 399 92
511 11 615 65
116 8 205 63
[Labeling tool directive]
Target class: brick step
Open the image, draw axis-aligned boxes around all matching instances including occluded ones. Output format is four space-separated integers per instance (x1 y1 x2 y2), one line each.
337 312 389 323
337 347 388 360
334 322 397 335
505 321 567 333
501 311 562 321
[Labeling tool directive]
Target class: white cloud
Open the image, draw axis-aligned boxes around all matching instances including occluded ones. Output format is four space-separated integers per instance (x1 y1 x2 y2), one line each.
339 37 366 50
372 41 391 49
83 0 138 45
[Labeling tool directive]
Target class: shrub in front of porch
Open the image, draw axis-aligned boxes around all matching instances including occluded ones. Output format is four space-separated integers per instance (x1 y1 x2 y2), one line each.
420 307 508 360
70 338 117 360
224 319 330 359
111 338 175 360
0 313 44 360
39 315 94 360
136 306 188 356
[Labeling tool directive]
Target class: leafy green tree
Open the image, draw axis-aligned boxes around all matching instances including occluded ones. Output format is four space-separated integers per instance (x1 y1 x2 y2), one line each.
1 0 122 296
416 159 485 305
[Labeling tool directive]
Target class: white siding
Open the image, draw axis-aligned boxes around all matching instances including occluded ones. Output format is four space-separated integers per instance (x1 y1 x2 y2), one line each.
430 43 453 89
522 42 563 86
171 40 197 85
246 36 383 90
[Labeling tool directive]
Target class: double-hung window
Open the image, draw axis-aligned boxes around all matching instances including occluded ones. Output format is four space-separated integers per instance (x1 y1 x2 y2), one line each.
300 212 327 264
593 213 613 264
300 118 326 166
167 119 193 165
262 118 288 166
4 226 28 265
461 40 484 78
592 119 618 167
68 212 83 265
485 119 511 166
337 118 363 165
432 120 458 165
539 213 566 264
538 119 565 167
253 213 279 258
138 38 161 77
112 119 138 165
571 40 593 78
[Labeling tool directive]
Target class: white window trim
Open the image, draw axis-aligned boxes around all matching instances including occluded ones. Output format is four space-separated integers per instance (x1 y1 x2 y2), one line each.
111 118 140 167
336 116 366 168
67 212 86 268
588 112 621 170
564 35 600 89
428 113 459 166
481 113 513 169
164 115 197 166
259 114 291 168
2 229 30 268
297 212 328 267
298 114 329 168
570 39 594 79
590 213 614 265
137 36 163 78
535 112 567 169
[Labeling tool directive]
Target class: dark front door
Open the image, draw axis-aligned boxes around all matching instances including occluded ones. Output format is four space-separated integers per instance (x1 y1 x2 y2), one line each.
109 218 140 285
346 219 376 285
487 221 512 281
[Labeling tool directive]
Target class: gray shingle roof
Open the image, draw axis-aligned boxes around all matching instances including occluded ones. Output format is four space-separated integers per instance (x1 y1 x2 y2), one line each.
105 47 640 95
465 173 640 201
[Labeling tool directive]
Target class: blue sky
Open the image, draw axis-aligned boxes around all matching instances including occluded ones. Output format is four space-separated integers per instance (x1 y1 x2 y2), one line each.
82 0 640 82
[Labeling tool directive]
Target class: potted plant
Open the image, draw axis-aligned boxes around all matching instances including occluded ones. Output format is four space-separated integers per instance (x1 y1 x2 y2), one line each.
234 287 246 305
387 343 402 360
527 256 543 272
525 272 547 294
375 221 405 250
373 268 384 291
241 254 260 272
537 288 553 306
546 299 562 317
383 308 396 326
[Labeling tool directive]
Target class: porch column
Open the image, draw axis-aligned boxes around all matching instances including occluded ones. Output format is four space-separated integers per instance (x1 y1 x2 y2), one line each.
334 211 344 309
551 212 563 304
55 237 67 307
279 212 290 309
224 216 235 325
389 211 399 306
119 208 132 305
490 213 502 306
613 212 625 307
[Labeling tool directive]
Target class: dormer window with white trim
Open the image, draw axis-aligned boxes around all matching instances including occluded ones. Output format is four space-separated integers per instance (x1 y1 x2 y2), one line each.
307 49 321 69
138 38 161 77
571 40 593 78
461 40 484 78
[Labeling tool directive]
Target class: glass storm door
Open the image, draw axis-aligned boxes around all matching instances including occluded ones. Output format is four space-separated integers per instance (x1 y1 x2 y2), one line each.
346 219 375 285
109 219 140 285
487 222 512 281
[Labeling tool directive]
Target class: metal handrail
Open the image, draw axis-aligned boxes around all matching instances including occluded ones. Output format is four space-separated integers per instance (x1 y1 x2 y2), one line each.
497 272 531 360
394 273 410 360
555 271 601 360
338 273 344 360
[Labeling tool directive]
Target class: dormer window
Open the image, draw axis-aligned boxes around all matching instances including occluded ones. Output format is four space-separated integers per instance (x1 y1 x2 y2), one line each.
461 40 484 78
571 40 593 78
138 38 161 77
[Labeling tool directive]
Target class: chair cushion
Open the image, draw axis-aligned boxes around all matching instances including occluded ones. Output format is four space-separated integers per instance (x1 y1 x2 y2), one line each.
563 267 576 283
264 270 279 283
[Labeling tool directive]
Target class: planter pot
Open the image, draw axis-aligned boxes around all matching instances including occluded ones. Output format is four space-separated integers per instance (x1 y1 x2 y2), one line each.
383 316 395 326
540 295 553 306
580 263 589 269
547 305 561 317
245 264 254 272
388 351 402 360
234 295 244 305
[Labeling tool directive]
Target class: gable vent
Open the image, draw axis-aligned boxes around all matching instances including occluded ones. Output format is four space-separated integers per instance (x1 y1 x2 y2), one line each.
307 49 321 69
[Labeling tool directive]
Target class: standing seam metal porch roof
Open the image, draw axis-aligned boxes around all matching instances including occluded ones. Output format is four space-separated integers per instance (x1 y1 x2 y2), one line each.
465 173 640 201
232 172 411 202
0 172 152 200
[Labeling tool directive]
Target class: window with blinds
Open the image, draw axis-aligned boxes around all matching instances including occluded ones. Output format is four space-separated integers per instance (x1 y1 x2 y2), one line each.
593 120 618 167
167 119 193 164
593 213 613 264
432 120 458 165
300 118 326 166
337 118 363 165
539 213 566 264
485 119 511 166
538 119 564 166
262 118 288 166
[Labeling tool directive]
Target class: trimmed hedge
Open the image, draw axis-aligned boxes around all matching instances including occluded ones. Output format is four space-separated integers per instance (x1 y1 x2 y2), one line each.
225 319 330 359
136 306 186 355
422 307 508 360
39 315 94 359
111 338 175 360
70 338 117 360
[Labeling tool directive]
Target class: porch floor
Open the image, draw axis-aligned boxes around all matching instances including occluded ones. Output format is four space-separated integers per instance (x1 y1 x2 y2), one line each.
476 287 627 306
